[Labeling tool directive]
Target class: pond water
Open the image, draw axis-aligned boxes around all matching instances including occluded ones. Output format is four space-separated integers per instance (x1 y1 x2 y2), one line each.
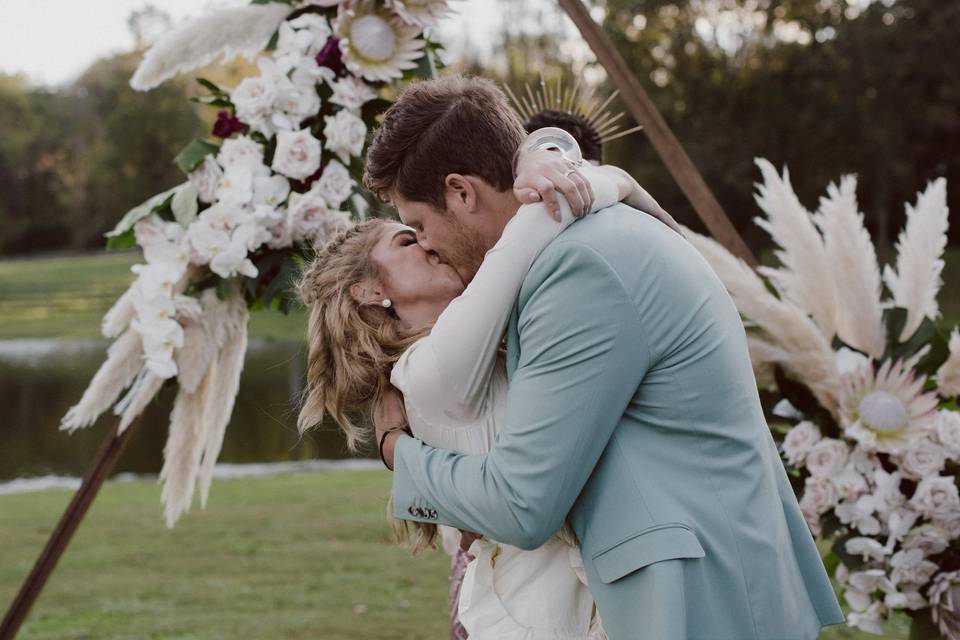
0 340 370 482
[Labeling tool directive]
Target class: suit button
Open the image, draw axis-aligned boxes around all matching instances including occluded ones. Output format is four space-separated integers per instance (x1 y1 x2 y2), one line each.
407 506 418 517
428 509 438 519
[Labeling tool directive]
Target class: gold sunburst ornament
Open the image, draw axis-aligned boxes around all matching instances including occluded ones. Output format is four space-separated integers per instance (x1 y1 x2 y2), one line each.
503 76 644 144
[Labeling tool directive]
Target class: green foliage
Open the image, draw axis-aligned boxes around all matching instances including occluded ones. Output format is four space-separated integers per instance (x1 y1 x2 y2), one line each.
0 52 205 256
173 137 220 174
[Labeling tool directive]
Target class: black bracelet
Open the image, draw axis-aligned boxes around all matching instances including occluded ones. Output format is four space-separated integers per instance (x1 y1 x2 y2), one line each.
378 427 411 471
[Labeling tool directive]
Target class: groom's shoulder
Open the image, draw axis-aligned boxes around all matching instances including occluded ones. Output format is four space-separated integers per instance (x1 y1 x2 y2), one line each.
548 202 681 268
522 203 680 298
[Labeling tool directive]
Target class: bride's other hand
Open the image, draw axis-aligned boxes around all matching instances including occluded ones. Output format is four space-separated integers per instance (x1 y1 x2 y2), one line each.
513 149 594 221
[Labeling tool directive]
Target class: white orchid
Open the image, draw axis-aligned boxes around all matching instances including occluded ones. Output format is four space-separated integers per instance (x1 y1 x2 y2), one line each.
329 76 377 112
252 175 291 209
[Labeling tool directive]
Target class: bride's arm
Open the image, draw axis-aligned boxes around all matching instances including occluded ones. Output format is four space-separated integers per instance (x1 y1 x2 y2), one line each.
392 159 622 424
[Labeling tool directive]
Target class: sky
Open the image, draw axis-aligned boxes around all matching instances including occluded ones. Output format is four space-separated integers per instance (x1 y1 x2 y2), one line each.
0 0 505 87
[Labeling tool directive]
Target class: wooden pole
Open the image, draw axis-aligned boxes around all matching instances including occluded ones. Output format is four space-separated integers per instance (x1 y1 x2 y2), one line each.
0 416 141 640
557 0 758 266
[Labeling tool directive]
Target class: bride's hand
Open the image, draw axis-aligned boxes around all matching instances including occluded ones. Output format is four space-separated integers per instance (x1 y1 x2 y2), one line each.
513 149 594 221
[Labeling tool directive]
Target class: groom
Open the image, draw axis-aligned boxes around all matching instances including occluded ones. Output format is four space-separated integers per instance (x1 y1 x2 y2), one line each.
365 75 843 640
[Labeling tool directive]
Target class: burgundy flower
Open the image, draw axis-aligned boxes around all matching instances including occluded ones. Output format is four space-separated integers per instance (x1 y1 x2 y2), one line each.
212 111 245 138
315 37 345 76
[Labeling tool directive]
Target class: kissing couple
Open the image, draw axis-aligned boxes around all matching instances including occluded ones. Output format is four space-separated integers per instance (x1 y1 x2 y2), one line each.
297 75 845 640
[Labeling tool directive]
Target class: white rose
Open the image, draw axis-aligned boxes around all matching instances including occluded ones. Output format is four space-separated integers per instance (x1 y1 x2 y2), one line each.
323 110 367 163
315 160 355 207
188 156 224 204
799 476 836 535
231 75 277 123
935 410 960 457
889 548 938 587
902 524 950 555
272 129 322 181
831 466 868 500
259 206 292 250
782 421 821 466
806 438 849 477
910 476 960 520
899 439 946 479
217 136 267 175
329 76 377 112
288 188 351 244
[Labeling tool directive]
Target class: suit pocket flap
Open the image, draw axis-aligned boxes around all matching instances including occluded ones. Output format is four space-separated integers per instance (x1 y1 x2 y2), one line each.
591 524 705 584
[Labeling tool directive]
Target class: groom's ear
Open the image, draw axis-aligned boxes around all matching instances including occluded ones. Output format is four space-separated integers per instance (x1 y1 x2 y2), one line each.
443 173 479 215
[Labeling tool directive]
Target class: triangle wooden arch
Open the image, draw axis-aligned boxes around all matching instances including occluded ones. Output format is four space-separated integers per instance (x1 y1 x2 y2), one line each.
2 4 757 637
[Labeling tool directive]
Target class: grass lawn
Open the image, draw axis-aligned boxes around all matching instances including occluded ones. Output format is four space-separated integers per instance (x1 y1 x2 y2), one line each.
0 471 449 640
0 248 957 342
1 471 909 640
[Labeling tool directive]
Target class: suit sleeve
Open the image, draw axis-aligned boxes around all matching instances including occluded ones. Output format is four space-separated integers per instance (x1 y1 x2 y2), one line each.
391 240 651 549
391 166 620 424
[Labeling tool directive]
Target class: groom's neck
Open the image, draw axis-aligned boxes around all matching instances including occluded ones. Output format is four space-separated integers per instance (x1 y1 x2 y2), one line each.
483 188 523 242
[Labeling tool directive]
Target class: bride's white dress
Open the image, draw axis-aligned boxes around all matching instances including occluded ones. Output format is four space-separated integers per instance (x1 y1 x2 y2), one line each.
390 166 618 639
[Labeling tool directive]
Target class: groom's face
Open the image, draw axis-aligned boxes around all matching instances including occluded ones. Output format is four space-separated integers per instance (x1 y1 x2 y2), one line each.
390 193 489 285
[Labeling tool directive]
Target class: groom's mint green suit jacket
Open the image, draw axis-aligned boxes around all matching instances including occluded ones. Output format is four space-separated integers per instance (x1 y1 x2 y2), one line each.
392 204 844 640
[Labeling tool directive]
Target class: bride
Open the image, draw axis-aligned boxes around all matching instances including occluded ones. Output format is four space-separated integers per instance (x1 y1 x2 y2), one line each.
296 131 676 638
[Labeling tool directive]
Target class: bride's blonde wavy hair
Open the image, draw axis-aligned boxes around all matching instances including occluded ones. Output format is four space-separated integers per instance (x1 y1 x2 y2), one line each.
296 218 437 554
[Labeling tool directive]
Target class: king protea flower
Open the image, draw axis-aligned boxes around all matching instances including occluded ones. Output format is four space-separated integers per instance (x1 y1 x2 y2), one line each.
335 1 426 82
840 358 938 454
386 0 450 28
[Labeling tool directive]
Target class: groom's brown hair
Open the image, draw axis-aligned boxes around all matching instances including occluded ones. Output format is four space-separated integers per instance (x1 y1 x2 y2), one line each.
363 75 526 209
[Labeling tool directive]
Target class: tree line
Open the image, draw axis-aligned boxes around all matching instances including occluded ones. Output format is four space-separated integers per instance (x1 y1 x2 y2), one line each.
0 0 956 257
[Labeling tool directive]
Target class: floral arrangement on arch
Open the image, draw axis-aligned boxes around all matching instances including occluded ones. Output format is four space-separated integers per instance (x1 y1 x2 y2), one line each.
60 0 448 528
686 159 960 639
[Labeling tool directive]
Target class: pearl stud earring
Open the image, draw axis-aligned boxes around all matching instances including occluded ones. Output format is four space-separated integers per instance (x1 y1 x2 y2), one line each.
381 299 392 308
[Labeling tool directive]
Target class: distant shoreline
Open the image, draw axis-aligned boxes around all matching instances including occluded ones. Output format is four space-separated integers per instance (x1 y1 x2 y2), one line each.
0 458 384 496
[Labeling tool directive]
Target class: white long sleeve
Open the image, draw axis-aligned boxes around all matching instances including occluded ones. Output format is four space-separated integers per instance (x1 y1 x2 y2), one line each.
391 165 620 430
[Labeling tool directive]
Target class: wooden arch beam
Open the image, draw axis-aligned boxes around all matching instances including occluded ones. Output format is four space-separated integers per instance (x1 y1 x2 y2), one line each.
557 0 758 266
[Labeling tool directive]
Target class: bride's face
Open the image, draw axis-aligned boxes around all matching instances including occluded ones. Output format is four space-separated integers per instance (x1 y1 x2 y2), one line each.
368 222 465 326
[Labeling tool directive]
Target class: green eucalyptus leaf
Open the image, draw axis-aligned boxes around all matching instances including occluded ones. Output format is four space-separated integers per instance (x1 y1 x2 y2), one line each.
105 228 137 250
104 184 184 238
174 138 220 174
